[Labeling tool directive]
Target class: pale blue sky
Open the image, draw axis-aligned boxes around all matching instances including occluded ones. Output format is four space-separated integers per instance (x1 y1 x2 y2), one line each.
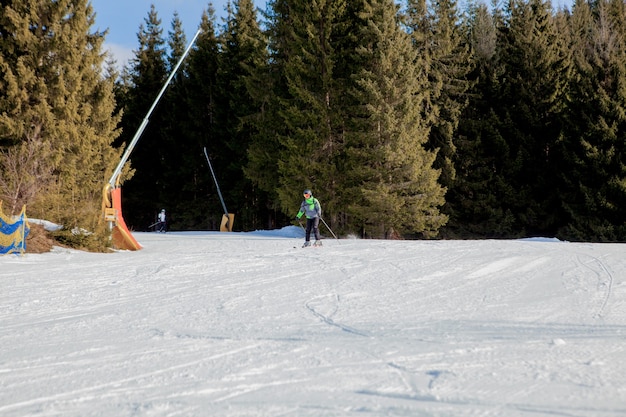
90 0 266 68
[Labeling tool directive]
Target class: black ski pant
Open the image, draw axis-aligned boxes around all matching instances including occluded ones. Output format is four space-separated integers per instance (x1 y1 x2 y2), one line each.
305 217 321 242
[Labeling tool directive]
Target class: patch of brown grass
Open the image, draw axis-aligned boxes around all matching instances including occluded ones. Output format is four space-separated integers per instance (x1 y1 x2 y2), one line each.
26 223 56 253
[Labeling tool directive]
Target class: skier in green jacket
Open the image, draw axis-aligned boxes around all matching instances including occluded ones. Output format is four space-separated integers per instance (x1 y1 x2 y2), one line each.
296 189 322 247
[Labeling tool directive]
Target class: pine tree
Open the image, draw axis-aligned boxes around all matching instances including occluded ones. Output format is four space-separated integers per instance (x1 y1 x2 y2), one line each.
180 7 223 229
264 0 348 228
344 0 446 238
559 0 626 240
117 5 168 230
446 2 518 237
0 0 122 242
244 0 296 229
0 0 55 214
158 12 195 229
167 12 187 71
406 0 472 189
493 0 570 236
215 0 267 230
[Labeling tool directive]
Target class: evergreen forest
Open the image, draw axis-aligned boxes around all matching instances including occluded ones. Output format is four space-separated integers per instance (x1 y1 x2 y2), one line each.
2 0 626 243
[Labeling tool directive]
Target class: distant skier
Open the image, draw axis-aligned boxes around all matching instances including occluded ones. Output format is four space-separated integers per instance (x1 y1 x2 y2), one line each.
296 189 322 247
157 209 167 233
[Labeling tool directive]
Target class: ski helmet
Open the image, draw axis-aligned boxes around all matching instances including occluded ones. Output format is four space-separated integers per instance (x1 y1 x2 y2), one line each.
303 189 312 196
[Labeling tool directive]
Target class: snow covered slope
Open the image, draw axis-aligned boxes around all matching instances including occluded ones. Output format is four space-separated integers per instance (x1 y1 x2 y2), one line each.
1 228 625 416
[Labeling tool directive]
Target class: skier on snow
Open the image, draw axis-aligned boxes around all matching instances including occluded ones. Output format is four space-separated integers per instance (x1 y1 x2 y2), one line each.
157 209 167 233
296 189 322 247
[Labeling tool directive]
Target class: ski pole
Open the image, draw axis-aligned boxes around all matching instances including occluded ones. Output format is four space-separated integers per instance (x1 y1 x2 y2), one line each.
320 217 338 239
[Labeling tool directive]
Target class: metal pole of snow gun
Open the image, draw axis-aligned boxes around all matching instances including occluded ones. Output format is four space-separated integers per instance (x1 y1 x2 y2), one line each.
107 29 202 189
320 217 338 239
203 147 234 232
102 29 202 251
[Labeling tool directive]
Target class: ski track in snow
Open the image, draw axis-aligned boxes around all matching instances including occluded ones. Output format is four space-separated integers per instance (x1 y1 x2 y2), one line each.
1 231 626 416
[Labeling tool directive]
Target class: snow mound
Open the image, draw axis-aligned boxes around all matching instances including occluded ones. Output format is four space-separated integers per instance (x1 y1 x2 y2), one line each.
249 225 304 238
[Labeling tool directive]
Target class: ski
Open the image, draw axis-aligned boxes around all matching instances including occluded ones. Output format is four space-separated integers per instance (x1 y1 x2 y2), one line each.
300 241 322 248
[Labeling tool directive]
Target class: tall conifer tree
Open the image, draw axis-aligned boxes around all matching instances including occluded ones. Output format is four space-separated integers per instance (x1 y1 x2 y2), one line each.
158 13 193 229
560 0 626 240
182 8 223 229
245 0 291 227
215 0 267 230
117 5 168 230
447 2 518 237
493 0 570 236
406 0 472 189
345 0 446 238
267 0 347 225
0 0 121 239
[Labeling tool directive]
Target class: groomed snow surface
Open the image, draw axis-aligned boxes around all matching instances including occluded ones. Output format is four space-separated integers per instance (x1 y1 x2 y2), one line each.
2 227 625 416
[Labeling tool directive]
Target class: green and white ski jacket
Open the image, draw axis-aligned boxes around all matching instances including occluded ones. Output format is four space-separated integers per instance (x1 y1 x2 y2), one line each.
297 197 321 219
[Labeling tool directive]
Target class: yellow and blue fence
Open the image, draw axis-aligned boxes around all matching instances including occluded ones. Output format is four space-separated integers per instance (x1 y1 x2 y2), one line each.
0 203 29 255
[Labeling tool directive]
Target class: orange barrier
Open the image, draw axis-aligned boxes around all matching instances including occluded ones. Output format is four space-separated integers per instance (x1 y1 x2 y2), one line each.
106 186 142 251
